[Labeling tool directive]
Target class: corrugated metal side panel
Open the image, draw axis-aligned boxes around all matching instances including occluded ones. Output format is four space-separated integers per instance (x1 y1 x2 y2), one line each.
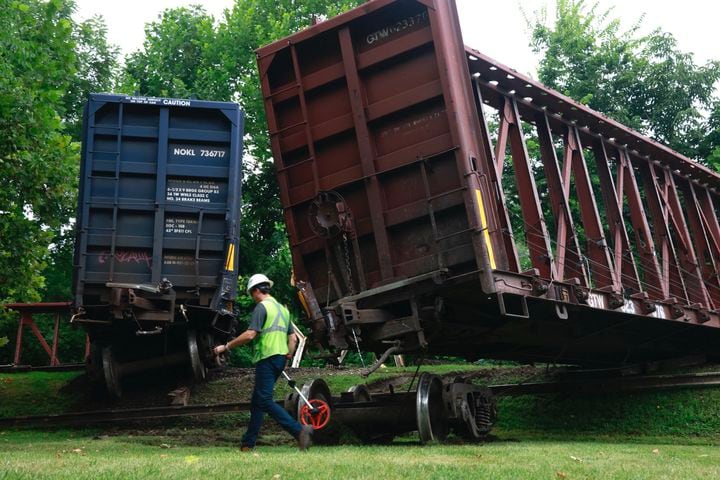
74 94 243 307
257 0 498 302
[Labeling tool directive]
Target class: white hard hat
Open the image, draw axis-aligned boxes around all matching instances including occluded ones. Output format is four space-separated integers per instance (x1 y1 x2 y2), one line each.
246 273 274 294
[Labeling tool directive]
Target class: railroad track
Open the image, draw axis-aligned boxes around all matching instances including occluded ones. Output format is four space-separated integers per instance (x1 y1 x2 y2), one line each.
489 370 720 396
0 364 86 374
0 401 255 428
3 370 720 429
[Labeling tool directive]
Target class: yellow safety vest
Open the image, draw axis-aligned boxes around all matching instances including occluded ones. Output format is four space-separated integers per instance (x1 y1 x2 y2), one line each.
253 297 290 364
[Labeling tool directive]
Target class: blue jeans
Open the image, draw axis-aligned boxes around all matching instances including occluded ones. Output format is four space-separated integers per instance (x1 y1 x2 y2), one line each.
241 354 302 447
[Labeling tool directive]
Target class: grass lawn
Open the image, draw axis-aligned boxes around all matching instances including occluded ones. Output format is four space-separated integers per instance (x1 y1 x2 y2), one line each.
3 365 720 479
1 429 719 480
0 372 82 417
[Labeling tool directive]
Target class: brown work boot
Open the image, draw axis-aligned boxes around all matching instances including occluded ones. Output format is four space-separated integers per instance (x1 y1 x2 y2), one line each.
298 425 313 451
240 445 253 452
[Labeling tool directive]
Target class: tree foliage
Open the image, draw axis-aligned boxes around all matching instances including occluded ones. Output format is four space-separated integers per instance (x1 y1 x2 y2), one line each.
702 102 720 170
121 6 217 99
0 0 118 365
0 0 78 305
529 0 720 162
64 15 120 141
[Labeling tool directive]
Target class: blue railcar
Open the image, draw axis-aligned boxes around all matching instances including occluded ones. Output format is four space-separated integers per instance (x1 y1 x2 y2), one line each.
72 94 244 396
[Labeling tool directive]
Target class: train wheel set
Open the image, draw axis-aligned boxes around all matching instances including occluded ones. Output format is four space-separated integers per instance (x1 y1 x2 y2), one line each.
283 374 496 444
89 327 223 398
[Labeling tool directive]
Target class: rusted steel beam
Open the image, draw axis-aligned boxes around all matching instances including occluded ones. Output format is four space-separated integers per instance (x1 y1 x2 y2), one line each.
662 169 711 307
566 126 617 291
494 105 510 174
618 149 665 299
427 0 500 292
257 54 310 284
592 141 641 293
679 179 720 309
338 27 394 282
696 190 720 305
503 97 555 279
472 78 519 272
535 112 587 284
636 158 688 301
6 302 74 367
698 189 720 250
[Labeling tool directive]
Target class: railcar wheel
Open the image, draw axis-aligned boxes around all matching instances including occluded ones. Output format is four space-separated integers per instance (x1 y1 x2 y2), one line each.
298 379 333 419
299 379 336 444
86 342 103 382
416 373 447 444
187 330 206 382
284 392 299 419
347 384 372 403
102 346 122 398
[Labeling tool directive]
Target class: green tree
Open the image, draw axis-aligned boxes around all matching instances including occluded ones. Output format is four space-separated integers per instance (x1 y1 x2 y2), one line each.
0 0 80 364
702 101 720 170
0 0 117 365
529 0 720 161
0 0 78 304
63 15 120 141
39 13 120 317
121 6 218 98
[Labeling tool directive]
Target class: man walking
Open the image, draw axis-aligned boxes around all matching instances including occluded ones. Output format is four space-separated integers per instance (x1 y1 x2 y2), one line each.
213 274 313 451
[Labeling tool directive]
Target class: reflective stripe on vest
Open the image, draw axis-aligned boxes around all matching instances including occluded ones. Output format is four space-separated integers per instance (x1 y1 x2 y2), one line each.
253 297 290 364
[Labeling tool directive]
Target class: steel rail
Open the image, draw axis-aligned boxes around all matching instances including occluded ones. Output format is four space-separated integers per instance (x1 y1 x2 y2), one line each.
0 364 85 373
4 371 720 429
0 401 256 429
489 371 720 397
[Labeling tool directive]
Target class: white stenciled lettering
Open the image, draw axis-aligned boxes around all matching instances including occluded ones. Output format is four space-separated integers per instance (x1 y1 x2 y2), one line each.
166 179 221 204
620 301 637 315
162 99 191 107
165 217 198 235
124 96 192 107
174 148 196 156
200 149 226 158
587 293 605 309
366 11 428 45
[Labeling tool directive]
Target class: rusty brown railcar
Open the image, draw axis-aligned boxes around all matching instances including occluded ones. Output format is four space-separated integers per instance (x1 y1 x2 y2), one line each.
256 0 720 370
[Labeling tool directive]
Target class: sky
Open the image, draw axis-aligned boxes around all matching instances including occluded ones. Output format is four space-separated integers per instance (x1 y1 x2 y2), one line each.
73 0 717 80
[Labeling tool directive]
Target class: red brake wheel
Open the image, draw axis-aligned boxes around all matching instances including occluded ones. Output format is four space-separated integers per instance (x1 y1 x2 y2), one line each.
299 399 331 430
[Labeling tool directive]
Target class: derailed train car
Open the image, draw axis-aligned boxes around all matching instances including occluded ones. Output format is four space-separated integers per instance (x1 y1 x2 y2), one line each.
72 94 243 397
257 0 720 440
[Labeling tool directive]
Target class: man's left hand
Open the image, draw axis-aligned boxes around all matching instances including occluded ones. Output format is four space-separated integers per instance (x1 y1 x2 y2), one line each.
213 344 227 356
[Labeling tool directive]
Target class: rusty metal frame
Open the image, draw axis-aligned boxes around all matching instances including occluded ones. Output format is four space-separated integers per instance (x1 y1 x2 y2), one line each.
591 141 641 293
679 178 720 308
338 27 394 281
662 167 711 307
617 149 664 300
427 0 500 293
257 0 720 365
500 96 555 279
636 158 688 301
471 78 519 272
564 126 617 291
466 44 720 329
5 302 89 367
535 113 587 284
